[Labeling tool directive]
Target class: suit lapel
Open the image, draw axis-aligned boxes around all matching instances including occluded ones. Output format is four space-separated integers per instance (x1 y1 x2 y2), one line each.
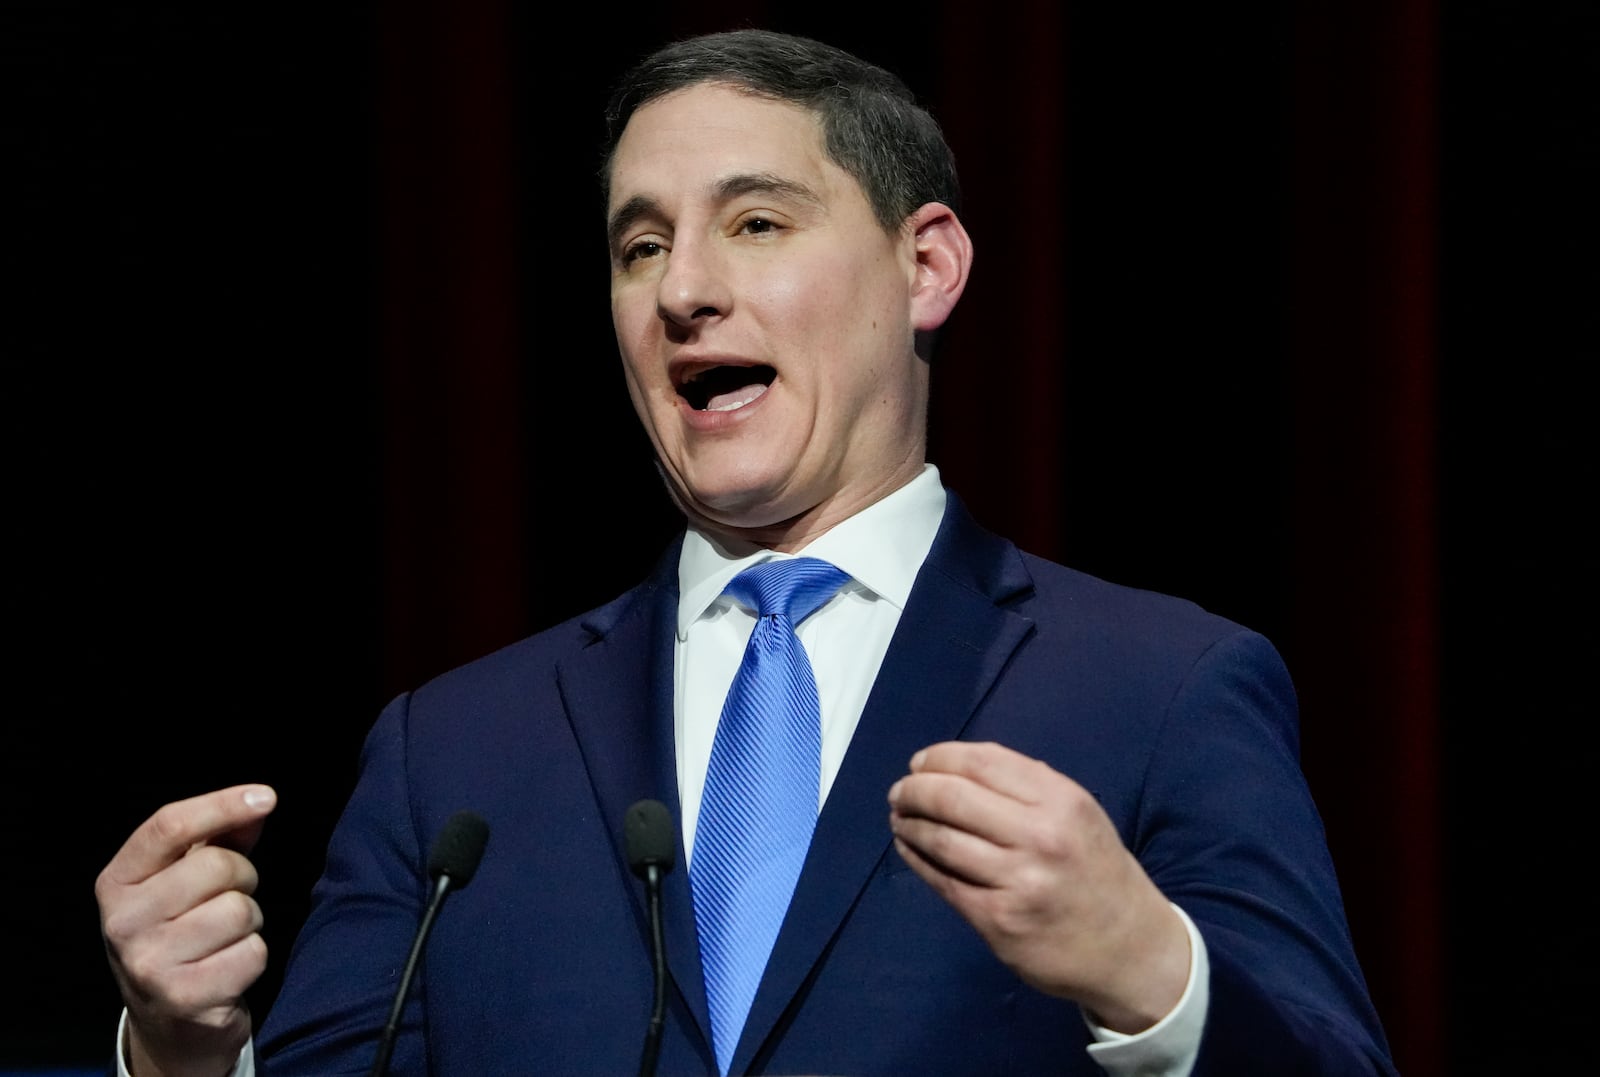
732 496 1037 1074
556 538 716 1055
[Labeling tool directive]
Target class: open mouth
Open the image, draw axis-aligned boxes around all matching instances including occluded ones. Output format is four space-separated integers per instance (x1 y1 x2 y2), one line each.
677 364 776 412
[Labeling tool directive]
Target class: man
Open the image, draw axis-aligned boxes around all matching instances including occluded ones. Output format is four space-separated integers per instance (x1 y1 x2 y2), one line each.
96 29 1396 1076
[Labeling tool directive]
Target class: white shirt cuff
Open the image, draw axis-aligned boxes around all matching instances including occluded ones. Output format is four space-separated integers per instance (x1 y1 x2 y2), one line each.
1082 903 1208 1077
115 1007 255 1077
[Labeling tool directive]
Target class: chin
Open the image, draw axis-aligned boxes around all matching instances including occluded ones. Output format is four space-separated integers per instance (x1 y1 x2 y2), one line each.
692 492 789 529
675 461 783 511
681 480 807 533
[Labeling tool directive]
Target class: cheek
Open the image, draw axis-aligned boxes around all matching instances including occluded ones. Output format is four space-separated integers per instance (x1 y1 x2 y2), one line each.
611 301 660 389
615 356 673 463
611 335 670 446
616 345 648 411
752 263 859 349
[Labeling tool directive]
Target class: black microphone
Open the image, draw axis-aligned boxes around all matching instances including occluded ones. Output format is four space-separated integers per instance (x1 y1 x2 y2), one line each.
625 799 675 1077
369 810 490 1077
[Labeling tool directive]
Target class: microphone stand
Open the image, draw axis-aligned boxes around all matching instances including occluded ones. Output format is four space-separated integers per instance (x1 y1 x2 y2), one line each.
626 798 674 1077
368 810 488 1077
369 872 453 1077
640 862 667 1077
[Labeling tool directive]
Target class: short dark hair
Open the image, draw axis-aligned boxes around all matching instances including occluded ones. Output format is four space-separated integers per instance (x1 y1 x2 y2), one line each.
601 29 961 232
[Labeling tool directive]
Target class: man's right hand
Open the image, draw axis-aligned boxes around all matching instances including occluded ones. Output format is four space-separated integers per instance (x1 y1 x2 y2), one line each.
96 785 276 1077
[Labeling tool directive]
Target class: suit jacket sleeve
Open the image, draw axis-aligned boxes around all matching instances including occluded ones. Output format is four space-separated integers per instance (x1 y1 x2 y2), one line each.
1131 628 1396 1075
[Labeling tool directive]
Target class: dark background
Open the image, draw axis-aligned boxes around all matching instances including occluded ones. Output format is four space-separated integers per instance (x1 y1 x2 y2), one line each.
8 1 1594 1073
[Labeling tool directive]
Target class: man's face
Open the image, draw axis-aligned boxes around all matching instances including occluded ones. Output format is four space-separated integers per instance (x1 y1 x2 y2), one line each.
606 82 930 545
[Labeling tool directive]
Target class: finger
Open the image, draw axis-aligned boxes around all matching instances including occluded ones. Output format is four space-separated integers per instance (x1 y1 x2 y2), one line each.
116 888 264 985
890 813 1012 888
158 890 265 966
209 812 270 856
176 843 262 901
151 929 269 1022
889 832 960 896
106 786 276 886
893 834 947 887
110 843 260 935
909 741 1058 803
889 771 1025 847
101 844 261 957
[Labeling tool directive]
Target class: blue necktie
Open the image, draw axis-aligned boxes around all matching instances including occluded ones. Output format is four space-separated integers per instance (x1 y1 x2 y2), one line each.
691 556 851 1076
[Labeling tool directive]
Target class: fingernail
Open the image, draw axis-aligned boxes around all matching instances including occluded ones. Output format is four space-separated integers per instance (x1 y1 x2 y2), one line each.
887 779 902 804
244 786 276 810
909 750 926 770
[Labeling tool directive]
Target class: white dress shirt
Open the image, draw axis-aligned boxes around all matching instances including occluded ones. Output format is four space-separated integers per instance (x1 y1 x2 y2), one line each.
674 465 949 862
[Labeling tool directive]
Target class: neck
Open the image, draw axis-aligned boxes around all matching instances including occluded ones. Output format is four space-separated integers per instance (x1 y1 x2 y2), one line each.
679 461 928 554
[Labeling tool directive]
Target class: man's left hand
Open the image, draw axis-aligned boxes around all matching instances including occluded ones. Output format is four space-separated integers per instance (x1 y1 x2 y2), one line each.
888 740 1190 1033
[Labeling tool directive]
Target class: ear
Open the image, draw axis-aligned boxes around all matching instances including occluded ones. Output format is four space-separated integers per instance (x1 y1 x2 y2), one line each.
905 201 973 333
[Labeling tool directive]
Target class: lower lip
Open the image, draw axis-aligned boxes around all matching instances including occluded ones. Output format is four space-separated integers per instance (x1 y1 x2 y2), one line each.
678 383 770 431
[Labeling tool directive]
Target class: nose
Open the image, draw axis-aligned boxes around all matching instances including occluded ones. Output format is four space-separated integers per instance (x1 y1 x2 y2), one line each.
655 233 730 332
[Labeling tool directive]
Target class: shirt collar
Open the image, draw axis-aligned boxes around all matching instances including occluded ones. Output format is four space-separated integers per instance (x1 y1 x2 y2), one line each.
676 464 948 639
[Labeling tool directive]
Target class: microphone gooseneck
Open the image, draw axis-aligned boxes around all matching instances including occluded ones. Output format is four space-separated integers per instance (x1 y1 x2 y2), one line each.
369 810 490 1077
625 799 676 1077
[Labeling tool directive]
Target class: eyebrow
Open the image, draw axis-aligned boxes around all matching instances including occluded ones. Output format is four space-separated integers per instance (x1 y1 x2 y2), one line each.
606 172 825 255
607 195 661 255
714 171 823 208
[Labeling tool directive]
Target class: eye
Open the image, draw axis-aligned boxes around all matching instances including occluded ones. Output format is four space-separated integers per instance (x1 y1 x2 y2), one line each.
739 216 779 236
621 239 665 265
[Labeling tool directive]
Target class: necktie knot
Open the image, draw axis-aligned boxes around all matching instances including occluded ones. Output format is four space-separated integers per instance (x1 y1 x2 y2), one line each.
723 556 851 626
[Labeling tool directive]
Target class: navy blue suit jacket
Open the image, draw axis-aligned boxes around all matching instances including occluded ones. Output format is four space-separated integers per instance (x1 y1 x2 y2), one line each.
256 497 1395 1075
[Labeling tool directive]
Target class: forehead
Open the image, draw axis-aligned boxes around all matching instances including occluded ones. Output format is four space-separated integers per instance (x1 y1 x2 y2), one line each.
607 82 842 211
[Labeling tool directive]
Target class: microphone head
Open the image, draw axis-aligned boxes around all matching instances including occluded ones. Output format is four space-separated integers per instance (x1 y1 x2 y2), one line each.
427 810 490 888
624 799 675 879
